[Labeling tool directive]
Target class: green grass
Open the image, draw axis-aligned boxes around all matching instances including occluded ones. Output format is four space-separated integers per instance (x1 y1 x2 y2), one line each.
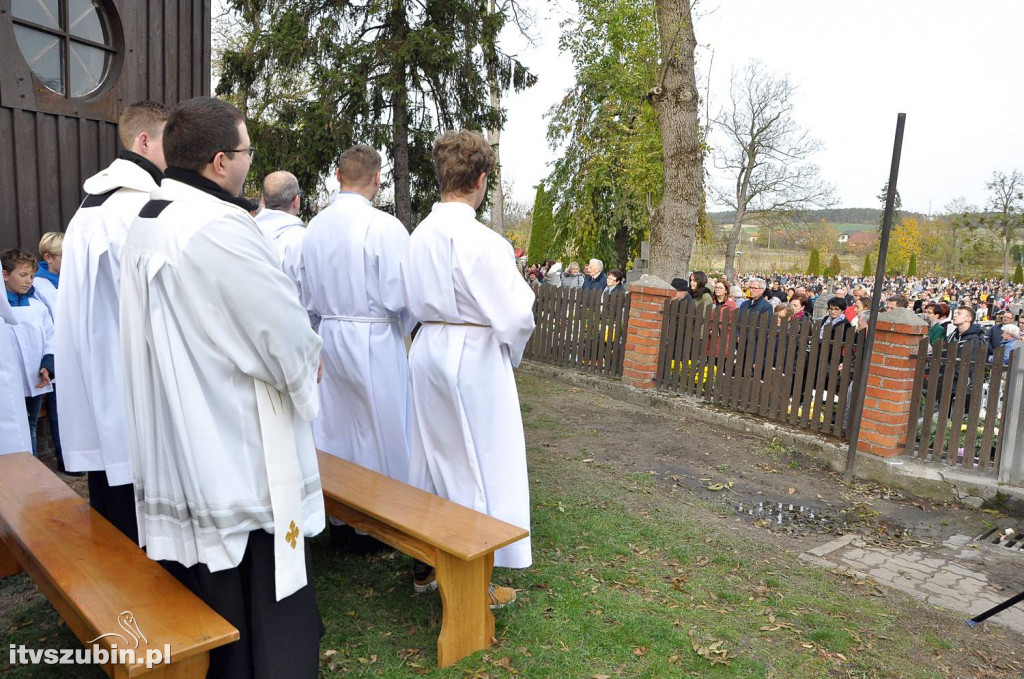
1 392 1015 678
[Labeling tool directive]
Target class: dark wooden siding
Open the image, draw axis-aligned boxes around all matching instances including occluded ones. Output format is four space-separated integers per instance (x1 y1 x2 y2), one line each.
0 0 212 250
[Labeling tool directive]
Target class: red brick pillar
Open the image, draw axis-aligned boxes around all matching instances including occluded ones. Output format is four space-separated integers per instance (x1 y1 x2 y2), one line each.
621 277 683 389
856 309 928 457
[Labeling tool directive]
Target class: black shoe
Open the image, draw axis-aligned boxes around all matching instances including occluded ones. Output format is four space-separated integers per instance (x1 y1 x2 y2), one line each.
329 524 389 554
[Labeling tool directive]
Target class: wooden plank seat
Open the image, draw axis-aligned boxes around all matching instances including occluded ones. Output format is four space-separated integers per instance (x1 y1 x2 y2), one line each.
0 453 239 678
316 450 529 667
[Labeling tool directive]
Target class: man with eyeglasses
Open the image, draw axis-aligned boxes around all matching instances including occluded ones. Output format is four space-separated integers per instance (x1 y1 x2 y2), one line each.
254 170 306 300
740 277 773 315
119 97 325 678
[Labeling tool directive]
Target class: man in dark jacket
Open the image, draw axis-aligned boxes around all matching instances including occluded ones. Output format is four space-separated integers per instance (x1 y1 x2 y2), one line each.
988 310 1014 355
582 258 606 290
945 306 988 413
740 277 773 315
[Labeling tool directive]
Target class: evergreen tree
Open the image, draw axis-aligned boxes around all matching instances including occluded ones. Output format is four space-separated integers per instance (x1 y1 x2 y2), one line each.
1014 261 1024 285
828 253 842 277
529 185 555 263
217 0 536 227
862 253 872 277
806 248 821 276
907 252 917 276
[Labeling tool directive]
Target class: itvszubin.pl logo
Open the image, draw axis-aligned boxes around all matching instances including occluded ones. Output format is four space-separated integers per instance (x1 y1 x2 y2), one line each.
9 611 171 668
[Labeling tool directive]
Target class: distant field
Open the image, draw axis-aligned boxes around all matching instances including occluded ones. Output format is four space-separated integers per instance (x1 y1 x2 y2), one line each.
730 222 876 239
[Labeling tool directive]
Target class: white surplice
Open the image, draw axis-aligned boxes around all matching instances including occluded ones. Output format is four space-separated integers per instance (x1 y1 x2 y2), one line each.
0 293 32 455
55 157 159 483
401 201 536 568
301 192 413 481
7 296 54 399
254 207 305 295
120 175 324 599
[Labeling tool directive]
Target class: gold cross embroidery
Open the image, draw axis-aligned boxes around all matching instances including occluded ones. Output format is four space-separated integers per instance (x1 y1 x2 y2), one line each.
285 521 299 549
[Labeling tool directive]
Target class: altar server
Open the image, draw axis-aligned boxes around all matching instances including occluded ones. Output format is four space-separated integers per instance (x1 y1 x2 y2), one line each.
55 101 169 539
401 131 535 606
120 97 325 678
254 170 305 295
0 282 33 456
302 145 413 551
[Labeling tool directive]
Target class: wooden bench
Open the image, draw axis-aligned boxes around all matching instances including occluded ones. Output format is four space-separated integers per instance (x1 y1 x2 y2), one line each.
317 450 529 667
0 453 239 678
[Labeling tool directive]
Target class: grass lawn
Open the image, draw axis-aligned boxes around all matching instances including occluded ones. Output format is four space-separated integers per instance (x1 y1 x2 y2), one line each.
2 378 1017 677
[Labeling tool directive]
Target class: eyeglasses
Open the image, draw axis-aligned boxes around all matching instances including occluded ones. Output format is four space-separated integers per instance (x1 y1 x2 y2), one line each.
210 146 256 162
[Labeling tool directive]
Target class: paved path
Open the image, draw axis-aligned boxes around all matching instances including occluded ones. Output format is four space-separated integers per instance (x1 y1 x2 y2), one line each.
800 534 1024 635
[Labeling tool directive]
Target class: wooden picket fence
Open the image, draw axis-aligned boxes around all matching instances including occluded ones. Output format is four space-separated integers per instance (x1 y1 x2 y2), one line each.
522 286 631 378
904 338 1010 472
656 301 866 440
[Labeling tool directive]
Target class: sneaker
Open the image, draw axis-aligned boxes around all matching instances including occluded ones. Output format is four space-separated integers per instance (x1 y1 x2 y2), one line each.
488 583 517 609
413 567 437 593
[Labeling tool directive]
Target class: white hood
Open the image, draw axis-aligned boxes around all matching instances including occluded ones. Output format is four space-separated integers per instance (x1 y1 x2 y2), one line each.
82 158 158 195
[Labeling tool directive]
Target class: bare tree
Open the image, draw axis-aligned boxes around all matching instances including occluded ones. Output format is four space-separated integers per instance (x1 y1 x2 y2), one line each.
983 169 1024 280
713 60 835 281
646 0 704 283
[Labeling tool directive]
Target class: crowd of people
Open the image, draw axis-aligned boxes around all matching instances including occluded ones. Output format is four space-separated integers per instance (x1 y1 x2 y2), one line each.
1 99 534 677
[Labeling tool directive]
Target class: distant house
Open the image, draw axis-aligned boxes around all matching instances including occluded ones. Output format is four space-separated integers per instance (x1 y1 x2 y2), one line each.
848 232 878 248
838 231 853 244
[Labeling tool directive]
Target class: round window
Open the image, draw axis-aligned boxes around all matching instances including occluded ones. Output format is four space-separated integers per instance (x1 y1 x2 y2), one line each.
12 0 118 99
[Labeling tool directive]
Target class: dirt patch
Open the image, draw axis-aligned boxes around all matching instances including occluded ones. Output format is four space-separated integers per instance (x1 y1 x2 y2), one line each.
517 371 1024 618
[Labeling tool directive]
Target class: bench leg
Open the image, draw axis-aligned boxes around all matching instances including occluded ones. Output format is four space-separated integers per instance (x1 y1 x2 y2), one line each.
110 652 210 679
0 538 23 577
434 552 495 668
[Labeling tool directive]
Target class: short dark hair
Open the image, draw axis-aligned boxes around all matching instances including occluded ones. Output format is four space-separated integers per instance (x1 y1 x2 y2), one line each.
1 248 37 273
827 296 847 311
608 268 625 284
119 101 170 148
432 130 496 195
338 145 381 187
163 97 245 173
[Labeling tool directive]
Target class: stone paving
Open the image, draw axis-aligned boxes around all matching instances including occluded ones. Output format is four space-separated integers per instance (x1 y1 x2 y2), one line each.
800 534 1024 635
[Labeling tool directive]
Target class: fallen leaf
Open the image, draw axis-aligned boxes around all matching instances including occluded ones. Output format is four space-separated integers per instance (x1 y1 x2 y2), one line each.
788 487 796 495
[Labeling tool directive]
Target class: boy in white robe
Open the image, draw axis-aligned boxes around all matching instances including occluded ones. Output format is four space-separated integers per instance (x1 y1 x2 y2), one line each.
2 249 55 457
120 97 325 679
302 145 414 553
56 101 169 540
254 170 306 297
401 131 535 607
0 273 34 456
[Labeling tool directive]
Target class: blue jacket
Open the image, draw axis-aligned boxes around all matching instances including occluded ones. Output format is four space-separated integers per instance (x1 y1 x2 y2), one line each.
35 261 59 289
582 271 607 291
739 296 773 315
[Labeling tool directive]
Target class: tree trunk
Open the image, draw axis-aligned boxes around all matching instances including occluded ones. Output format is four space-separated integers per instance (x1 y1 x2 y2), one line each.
614 221 629 271
390 3 413 230
723 212 744 281
1004 235 1012 281
487 81 505 235
647 0 703 284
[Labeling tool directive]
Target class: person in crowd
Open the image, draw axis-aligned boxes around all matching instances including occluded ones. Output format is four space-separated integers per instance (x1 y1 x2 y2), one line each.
543 259 563 287
562 261 584 288
850 296 872 328
302 144 413 554
254 170 306 298
785 286 797 303
712 279 737 313
729 284 745 304
790 293 808 320
119 97 325 677
927 302 952 346
687 270 713 312
604 268 626 297
55 100 170 531
33 232 62 317
527 269 542 290
990 323 1019 365
944 306 988 412
582 258 606 290
989 310 1015 355
401 130 533 609
740 277 773 315
2 249 54 458
30 232 72 473
795 285 814 316
1 288 33 456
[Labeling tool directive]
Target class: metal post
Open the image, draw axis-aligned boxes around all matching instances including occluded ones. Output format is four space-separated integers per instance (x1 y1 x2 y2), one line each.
844 113 906 481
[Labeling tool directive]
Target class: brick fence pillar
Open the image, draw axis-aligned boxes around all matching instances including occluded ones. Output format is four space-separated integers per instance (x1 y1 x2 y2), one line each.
856 308 928 457
621 276 683 389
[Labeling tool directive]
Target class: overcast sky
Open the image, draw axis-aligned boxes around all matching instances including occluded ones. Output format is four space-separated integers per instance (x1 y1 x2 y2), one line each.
497 0 1024 215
